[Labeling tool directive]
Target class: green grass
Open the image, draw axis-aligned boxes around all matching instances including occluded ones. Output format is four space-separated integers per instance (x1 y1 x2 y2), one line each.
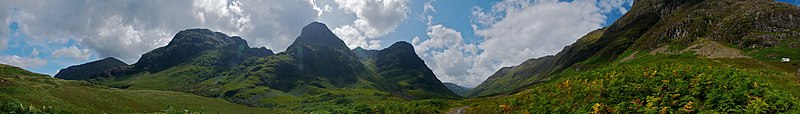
744 39 800 73
459 54 800 113
0 64 48 77
746 44 800 63
0 66 269 113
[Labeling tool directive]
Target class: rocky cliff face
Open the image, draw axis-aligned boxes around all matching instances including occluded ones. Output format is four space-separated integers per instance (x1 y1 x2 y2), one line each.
281 22 375 88
133 29 273 72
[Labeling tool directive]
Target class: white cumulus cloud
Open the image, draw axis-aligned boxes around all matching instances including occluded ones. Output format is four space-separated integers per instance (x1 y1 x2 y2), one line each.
0 55 46 68
413 24 480 87
51 45 91 60
332 0 410 49
415 0 632 87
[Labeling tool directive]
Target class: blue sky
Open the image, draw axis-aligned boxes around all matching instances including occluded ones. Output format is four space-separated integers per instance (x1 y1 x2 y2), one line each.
1 0 799 87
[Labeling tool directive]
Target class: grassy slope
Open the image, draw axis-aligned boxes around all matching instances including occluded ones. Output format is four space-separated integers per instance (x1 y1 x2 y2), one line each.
0 64 269 113
457 53 800 113
467 28 606 97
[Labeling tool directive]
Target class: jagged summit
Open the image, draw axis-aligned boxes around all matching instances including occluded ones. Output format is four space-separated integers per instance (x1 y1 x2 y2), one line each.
133 28 271 72
168 28 248 47
288 22 349 51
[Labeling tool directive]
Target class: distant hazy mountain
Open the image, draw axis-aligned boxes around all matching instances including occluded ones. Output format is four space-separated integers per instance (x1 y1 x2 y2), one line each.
442 82 472 97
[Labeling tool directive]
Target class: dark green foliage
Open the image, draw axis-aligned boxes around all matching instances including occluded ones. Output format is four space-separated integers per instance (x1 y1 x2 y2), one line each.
0 100 63 114
370 99 452 113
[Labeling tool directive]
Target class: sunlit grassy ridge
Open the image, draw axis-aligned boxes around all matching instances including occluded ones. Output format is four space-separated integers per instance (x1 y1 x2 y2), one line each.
460 53 800 113
0 64 269 113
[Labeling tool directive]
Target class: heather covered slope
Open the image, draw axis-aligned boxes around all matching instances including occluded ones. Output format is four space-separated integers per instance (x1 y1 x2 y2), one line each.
456 0 800 113
468 0 800 98
461 54 800 113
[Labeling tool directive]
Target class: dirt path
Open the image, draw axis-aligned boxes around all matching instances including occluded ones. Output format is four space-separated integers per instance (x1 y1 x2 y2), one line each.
445 106 469 114
649 39 750 59
619 51 639 63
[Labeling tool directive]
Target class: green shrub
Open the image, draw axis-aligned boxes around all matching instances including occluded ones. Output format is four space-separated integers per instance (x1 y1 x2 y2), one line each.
0 100 63 114
464 59 800 113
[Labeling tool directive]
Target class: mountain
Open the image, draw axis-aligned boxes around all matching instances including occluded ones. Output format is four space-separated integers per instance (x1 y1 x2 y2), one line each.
442 83 471 97
0 64 268 113
466 28 606 97
60 28 275 92
468 0 800 98
276 22 380 90
54 22 458 111
133 28 273 72
357 41 460 99
54 57 128 80
462 0 800 113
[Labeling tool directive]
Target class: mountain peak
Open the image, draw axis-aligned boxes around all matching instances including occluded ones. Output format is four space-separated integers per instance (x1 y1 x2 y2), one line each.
133 28 269 72
168 28 247 47
302 22 330 34
385 41 415 54
287 22 349 51
386 41 421 57
98 57 124 63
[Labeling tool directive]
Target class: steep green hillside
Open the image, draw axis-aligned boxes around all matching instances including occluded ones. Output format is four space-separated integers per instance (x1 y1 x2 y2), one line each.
461 53 800 113
456 0 800 113
0 64 268 113
364 41 460 99
468 0 800 98
467 28 607 97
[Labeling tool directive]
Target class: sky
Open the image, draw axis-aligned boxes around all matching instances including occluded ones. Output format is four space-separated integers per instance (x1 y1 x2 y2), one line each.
1 0 799 87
